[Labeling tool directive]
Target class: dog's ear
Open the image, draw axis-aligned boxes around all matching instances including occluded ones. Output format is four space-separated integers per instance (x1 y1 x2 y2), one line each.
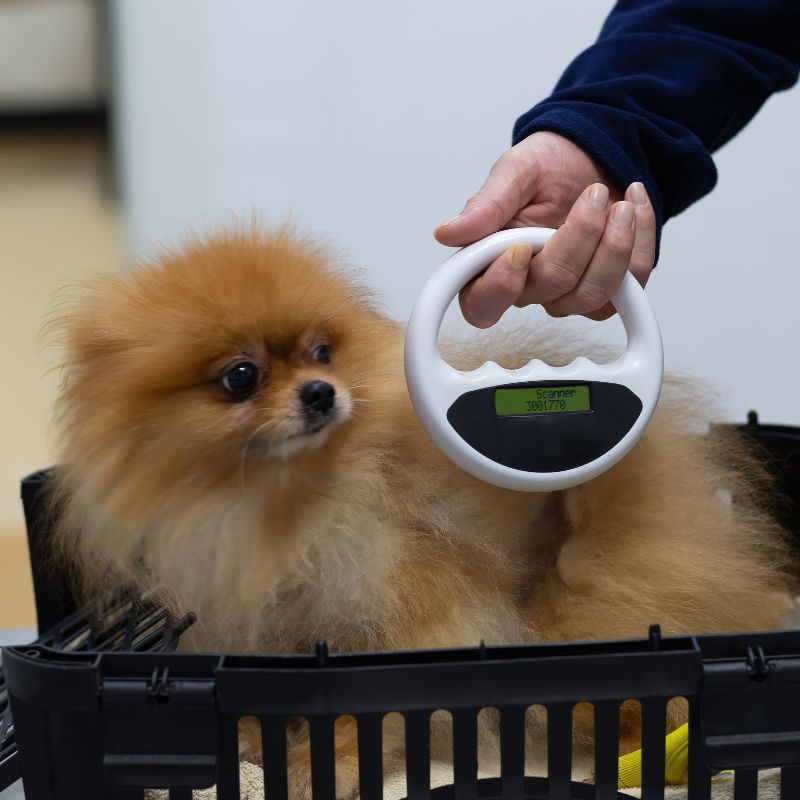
77 312 137 362
44 281 142 371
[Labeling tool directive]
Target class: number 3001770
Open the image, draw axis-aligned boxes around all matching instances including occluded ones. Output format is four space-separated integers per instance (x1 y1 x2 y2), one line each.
525 399 567 412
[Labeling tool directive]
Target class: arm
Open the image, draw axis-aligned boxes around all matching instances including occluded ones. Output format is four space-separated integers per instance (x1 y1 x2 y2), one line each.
514 0 800 242
436 0 799 324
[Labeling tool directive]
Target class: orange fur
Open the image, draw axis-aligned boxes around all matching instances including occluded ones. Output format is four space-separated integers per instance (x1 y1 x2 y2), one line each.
47 226 795 796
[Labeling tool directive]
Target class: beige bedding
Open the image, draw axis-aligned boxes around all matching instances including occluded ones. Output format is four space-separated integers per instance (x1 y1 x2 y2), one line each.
150 762 780 799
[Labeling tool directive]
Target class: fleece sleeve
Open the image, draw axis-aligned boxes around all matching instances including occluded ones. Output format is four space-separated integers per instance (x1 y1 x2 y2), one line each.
513 0 800 251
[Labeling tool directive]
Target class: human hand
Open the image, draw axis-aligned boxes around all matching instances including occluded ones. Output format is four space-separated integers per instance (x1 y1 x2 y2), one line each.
434 132 656 326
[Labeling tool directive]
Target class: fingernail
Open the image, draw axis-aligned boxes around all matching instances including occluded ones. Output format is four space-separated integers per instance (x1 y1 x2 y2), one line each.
510 243 533 271
629 182 648 207
436 198 478 230
439 208 467 228
611 200 635 228
588 183 609 210
436 214 461 232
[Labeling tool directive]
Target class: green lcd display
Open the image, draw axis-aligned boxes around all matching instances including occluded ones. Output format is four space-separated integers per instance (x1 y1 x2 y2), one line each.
495 385 591 416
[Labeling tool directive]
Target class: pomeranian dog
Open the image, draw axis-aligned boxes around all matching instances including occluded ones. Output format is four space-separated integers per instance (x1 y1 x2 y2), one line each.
49 226 794 796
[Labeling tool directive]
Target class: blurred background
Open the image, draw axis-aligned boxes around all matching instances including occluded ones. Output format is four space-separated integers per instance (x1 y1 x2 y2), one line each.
1 0 798 630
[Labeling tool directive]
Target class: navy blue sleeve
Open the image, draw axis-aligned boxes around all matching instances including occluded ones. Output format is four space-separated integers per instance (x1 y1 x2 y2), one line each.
513 0 800 252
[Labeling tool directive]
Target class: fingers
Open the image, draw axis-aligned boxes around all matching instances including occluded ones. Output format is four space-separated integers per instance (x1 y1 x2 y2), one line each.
542 199 635 317
625 181 656 289
514 183 611 307
452 180 656 327
581 182 656 320
459 244 532 328
434 146 537 246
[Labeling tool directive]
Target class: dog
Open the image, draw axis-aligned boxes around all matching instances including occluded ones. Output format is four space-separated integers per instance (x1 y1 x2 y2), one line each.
47 226 795 797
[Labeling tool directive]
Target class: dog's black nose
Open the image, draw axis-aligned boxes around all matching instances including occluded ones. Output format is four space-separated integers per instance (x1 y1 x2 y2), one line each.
299 380 335 415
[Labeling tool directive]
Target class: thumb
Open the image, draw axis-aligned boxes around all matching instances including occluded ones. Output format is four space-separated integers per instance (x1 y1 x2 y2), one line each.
434 149 536 246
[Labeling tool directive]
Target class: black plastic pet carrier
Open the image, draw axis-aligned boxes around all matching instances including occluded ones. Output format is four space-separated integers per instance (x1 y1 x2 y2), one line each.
1 412 799 800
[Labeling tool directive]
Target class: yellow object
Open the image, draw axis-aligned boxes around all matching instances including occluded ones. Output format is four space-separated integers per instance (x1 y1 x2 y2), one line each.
617 723 690 789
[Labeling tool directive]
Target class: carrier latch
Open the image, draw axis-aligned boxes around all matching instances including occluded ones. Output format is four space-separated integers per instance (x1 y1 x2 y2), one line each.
102 673 219 789
700 641 800 770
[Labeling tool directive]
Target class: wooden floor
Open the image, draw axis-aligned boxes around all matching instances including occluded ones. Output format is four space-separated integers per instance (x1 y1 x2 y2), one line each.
0 130 121 627
0 535 35 628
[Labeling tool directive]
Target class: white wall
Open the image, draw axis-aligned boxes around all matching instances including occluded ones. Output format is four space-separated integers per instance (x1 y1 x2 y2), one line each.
111 0 800 425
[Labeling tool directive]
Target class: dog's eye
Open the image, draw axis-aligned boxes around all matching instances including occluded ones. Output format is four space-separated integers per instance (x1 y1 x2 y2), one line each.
221 362 261 400
312 344 330 364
